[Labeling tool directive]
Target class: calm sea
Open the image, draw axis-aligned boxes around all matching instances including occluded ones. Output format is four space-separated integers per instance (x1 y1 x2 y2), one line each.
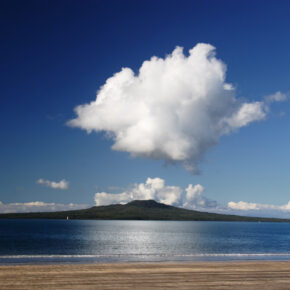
1 219 290 264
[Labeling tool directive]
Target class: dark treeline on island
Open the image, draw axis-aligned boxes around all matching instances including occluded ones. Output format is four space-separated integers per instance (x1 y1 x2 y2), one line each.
0 200 289 222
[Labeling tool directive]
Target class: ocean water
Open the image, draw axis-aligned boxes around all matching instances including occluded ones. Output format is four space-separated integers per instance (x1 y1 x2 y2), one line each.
1 219 290 264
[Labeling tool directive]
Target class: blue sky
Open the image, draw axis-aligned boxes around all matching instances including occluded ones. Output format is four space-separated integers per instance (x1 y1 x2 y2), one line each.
0 0 290 217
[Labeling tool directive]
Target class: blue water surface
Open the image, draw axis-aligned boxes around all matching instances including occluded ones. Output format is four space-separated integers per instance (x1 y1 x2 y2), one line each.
1 219 290 264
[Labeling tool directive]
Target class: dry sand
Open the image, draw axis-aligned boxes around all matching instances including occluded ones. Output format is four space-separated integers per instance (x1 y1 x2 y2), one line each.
1 261 290 289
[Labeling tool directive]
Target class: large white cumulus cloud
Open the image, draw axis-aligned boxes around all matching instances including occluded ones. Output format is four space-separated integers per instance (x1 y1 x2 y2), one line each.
68 43 285 173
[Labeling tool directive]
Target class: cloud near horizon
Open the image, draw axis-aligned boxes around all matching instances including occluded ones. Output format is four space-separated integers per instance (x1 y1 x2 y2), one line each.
0 201 88 214
94 177 218 210
94 177 183 206
228 200 290 212
37 178 69 190
95 177 290 218
3 177 290 217
225 200 290 218
68 43 286 173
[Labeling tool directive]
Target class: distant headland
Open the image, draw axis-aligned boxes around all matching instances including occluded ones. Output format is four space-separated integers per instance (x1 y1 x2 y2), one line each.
0 200 289 222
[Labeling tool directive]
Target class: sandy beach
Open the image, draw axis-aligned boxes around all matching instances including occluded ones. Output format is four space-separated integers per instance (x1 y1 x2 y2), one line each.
1 261 290 289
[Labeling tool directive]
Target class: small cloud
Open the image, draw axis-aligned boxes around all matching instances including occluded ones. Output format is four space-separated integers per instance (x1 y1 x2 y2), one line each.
264 91 287 103
37 178 69 190
0 201 89 213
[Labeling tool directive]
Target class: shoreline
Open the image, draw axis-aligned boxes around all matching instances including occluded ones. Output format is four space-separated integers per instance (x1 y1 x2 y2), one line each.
2 253 290 266
1 261 290 289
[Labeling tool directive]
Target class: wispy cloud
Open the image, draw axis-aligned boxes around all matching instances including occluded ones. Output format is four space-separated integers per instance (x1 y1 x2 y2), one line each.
68 43 286 173
226 200 290 218
0 201 88 213
37 178 69 190
264 91 287 104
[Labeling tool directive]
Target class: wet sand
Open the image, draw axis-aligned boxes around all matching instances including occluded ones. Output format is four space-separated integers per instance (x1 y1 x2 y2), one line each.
1 261 290 289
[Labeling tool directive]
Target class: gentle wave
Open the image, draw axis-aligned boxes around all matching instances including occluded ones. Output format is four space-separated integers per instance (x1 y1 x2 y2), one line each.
2 253 290 259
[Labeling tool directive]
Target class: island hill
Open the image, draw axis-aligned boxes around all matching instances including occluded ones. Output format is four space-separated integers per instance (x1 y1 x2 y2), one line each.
0 199 290 222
